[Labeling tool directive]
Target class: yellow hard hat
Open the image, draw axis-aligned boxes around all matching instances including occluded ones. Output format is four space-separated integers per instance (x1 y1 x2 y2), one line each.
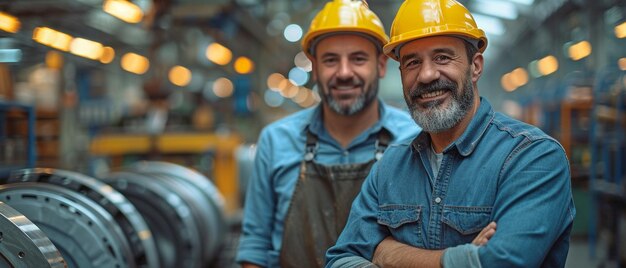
301 0 389 58
383 0 488 61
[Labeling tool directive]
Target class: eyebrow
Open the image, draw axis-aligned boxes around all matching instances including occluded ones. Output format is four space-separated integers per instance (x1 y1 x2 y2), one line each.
400 47 457 63
320 50 370 59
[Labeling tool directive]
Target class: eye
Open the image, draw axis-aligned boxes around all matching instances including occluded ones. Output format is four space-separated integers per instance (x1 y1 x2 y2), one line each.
433 54 452 64
401 59 420 70
352 56 368 65
322 57 338 66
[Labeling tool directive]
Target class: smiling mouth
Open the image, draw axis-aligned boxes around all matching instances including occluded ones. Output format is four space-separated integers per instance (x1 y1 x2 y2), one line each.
420 90 447 99
332 84 361 91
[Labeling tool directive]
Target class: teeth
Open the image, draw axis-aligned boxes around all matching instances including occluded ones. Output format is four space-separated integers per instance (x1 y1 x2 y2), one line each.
421 90 445 98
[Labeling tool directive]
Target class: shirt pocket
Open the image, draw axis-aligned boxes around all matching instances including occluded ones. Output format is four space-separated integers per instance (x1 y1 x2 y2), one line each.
442 206 492 247
377 204 423 247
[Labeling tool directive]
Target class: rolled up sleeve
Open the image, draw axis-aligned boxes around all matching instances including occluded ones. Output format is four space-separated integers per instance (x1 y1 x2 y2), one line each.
236 130 275 266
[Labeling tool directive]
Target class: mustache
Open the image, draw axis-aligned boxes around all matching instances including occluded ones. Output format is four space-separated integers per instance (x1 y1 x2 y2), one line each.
408 79 457 99
328 76 364 88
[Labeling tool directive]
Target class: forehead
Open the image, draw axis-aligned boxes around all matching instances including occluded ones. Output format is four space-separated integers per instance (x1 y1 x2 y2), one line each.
315 34 378 56
399 36 465 57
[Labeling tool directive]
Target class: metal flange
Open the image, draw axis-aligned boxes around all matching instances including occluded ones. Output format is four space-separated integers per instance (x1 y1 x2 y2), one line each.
0 201 66 268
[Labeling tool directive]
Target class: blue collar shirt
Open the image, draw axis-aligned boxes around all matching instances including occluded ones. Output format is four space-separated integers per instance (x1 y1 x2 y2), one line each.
236 100 420 267
326 98 576 268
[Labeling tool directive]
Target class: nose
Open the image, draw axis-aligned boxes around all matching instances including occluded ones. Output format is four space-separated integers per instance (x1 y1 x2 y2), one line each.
336 58 354 79
417 60 440 85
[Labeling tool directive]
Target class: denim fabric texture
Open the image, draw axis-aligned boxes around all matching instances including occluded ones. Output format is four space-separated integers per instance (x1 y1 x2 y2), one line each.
326 98 576 268
236 100 420 267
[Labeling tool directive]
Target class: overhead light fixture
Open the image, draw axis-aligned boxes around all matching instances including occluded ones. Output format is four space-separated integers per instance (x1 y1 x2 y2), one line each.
103 0 143 24
32 27 73 52
100 46 115 64
234 56 254 74
472 14 505 36
0 12 20 33
70 38 104 60
568 40 592 61
537 55 558 76
121 52 149 75
471 0 519 20
509 67 529 87
205 43 232 66
615 21 626 39
169 65 192 87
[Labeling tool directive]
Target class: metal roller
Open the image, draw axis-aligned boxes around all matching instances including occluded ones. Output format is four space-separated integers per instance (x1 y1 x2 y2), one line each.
127 161 227 264
6 168 160 268
0 183 133 268
0 201 66 268
102 171 204 268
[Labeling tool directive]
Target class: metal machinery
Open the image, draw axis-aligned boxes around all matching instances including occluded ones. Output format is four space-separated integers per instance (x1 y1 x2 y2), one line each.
0 201 65 268
0 162 227 268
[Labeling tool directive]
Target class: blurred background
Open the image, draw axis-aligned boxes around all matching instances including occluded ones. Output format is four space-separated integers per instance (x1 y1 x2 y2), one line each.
0 0 624 267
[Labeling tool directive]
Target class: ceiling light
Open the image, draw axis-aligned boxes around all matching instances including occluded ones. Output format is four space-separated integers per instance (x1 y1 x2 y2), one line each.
234 56 254 74
169 65 192 87
206 43 232 65
70 38 104 60
103 0 143 24
537 55 558 76
615 21 626 39
0 12 20 33
568 40 592 61
121 52 149 75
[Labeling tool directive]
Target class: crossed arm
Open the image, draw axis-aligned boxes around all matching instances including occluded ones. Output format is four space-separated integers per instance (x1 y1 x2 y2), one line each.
371 222 497 268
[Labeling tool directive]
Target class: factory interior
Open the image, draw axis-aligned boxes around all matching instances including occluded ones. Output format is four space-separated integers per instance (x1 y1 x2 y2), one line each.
0 0 624 267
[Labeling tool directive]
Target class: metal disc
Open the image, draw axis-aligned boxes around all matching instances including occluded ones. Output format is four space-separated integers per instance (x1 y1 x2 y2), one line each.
128 161 227 263
7 168 159 268
0 201 66 268
0 183 133 268
102 171 203 268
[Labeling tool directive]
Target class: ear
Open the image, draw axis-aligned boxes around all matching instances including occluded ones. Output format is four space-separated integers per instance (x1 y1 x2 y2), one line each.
377 53 388 78
471 53 483 83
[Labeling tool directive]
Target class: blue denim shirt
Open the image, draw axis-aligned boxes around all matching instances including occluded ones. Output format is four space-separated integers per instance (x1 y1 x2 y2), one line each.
326 98 576 268
236 100 420 267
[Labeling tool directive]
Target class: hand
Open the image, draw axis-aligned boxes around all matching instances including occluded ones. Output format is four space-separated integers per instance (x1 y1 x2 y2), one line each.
472 221 496 246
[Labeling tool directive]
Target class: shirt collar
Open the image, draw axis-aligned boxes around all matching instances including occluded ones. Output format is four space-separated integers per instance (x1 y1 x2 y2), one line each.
412 97 494 156
303 98 397 140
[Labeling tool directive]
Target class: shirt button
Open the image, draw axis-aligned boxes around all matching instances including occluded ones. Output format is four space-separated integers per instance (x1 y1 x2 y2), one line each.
434 197 442 204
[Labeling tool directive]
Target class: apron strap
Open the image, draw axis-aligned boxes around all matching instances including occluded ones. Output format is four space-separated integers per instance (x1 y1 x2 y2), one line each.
304 130 318 161
374 128 392 161
304 128 392 162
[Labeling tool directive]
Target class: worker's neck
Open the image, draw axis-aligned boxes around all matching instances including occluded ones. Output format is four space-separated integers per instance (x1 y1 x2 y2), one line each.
323 100 380 148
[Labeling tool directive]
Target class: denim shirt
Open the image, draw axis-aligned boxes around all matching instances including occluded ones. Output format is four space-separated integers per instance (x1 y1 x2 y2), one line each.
326 98 576 268
236 100 420 267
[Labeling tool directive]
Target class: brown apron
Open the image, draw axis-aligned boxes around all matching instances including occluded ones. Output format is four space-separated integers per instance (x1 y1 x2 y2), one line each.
279 129 391 268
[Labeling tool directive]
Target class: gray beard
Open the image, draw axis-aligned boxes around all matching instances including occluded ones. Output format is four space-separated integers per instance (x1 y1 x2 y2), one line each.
321 78 379 116
407 70 474 133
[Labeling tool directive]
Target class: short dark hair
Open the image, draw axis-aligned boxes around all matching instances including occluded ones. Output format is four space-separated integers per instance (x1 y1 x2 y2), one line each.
463 40 478 62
